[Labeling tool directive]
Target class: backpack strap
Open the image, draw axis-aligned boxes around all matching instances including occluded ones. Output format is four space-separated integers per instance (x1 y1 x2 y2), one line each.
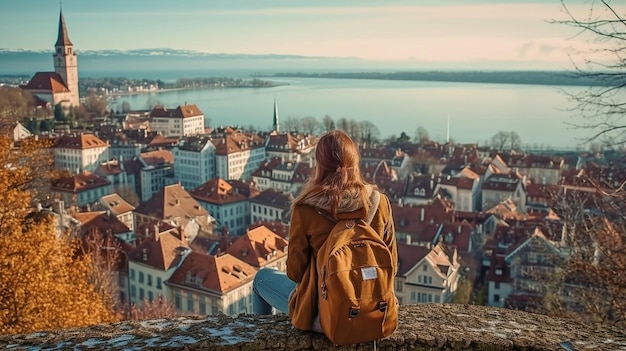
316 190 381 225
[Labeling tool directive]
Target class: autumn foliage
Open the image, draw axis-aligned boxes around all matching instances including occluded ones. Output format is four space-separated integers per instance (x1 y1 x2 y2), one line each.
541 175 626 326
0 135 119 335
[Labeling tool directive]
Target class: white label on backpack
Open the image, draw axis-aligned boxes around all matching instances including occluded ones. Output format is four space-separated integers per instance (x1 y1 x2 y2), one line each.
361 267 377 280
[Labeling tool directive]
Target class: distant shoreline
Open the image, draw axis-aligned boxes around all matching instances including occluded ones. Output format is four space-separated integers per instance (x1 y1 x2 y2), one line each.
106 82 288 97
256 71 608 87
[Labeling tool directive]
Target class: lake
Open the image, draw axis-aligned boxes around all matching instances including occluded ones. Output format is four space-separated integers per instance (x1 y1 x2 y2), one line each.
107 73 591 150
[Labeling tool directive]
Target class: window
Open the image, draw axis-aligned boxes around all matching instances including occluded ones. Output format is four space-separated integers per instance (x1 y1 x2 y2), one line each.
494 294 501 302
423 265 428 272
410 291 416 302
130 268 136 281
495 282 500 289
418 275 422 283
187 298 195 312
139 288 144 300
156 277 162 289
148 291 154 301
139 272 144 284
131 286 136 298
199 297 207 315
147 274 152 287
395 280 403 292
175 295 182 310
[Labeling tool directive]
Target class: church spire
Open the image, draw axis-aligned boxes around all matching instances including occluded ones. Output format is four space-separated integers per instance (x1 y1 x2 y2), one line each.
273 98 280 133
55 9 73 47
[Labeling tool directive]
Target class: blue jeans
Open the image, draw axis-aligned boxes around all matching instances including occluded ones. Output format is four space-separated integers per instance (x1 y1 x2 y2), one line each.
252 267 296 315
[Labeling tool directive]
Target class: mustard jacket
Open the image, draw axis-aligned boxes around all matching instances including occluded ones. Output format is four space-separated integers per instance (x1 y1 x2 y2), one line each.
287 188 397 331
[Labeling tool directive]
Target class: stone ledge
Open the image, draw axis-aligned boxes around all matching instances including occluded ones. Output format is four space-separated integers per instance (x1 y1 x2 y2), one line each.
1 304 625 350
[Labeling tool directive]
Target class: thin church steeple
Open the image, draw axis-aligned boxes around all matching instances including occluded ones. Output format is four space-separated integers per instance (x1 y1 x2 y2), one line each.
273 98 280 133
52 7 79 107
55 10 73 47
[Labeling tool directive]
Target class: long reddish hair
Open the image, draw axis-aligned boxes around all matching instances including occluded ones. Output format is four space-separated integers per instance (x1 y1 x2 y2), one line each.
293 130 371 216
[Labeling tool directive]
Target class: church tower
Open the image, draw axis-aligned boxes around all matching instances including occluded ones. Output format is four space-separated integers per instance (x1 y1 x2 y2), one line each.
272 98 280 133
53 10 79 107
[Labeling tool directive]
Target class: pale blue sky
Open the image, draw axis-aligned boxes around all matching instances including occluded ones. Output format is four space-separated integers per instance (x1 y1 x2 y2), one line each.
0 0 620 69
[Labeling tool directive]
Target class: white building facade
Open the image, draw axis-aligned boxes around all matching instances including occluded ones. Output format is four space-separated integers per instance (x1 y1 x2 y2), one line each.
173 136 216 190
149 104 205 137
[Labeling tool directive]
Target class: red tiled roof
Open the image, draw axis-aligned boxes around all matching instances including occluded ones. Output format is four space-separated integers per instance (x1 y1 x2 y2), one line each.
437 221 474 254
51 172 111 193
526 183 554 199
392 201 454 237
249 220 290 240
97 160 123 176
485 254 511 283
265 133 308 152
130 230 187 270
134 183 209 221
22 72 69 93
147 135 178 148
482 173 521 191
252 157 283 178
168 252 257 294
74 210 131 237
226 225 288 268
396 243 430 276
250 189 292 210
457 178 476 190
292 162 314 183
140 149 173 166
100 193 135 215
54 133 108 150
212 131 265 155
190 177 249 205
149 104 203 119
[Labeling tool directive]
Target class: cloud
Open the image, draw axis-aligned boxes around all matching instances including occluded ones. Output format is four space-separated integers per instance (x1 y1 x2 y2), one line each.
518 41 560 58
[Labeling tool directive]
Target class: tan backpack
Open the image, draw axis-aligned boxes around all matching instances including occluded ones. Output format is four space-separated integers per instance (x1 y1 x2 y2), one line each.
316 193 398 345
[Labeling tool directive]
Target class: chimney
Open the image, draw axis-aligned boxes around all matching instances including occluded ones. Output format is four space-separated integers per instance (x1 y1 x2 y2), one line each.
406 235 412 245
179 227 187 246
420 208 425 222
154 224 160 241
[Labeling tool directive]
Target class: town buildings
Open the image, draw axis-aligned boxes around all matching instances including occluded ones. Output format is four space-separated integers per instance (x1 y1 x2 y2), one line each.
12 10 624 322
